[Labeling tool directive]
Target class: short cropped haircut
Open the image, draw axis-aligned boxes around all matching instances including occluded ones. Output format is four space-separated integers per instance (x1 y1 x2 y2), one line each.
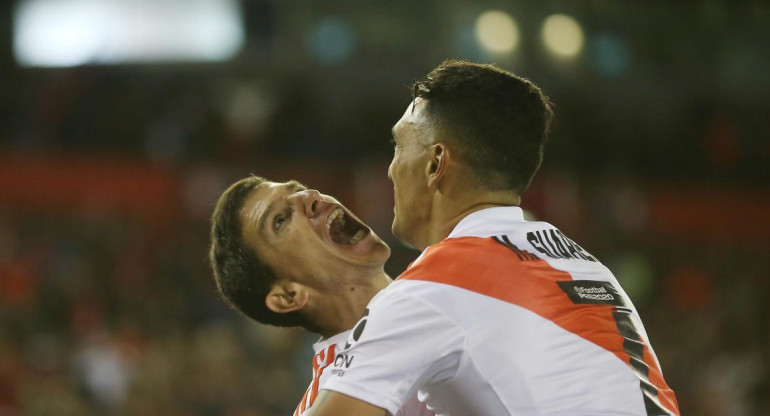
209 175 310 329
413 59 554 193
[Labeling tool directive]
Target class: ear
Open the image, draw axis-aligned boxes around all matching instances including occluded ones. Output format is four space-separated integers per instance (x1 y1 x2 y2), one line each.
265 282 309 314
426 143 448 188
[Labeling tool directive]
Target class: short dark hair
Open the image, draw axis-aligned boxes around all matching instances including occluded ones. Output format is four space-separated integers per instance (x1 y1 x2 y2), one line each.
413 59 553 193
209 175 310 329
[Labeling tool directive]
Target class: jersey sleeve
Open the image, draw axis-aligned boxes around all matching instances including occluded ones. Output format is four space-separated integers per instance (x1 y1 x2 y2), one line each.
396 395 436 416
395 393 436 416
320 285 464 415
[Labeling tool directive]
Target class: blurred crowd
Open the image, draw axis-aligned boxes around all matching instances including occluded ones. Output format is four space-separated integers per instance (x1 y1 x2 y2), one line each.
0 73 767 416
0 207 317 415
1 2 769 414
0 168 768 415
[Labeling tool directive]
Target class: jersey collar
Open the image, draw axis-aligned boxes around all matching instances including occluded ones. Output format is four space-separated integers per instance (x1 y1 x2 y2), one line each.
446 206 525 240
313 330 351 354
406 206 526 271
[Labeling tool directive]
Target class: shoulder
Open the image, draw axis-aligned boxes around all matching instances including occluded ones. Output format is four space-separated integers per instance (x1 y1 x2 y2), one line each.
349 279 464 349
397 236 516 284
366 278 450 318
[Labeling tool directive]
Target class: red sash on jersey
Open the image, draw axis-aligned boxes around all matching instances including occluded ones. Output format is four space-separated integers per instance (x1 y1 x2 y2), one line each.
398 236 679 416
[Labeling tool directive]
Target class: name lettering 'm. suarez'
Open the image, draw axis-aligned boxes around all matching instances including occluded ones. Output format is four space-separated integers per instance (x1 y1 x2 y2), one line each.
526 229 597 262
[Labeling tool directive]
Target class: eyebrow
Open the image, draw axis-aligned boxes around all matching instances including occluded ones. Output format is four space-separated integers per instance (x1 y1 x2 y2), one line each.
286 180 308 192
257 181 308 236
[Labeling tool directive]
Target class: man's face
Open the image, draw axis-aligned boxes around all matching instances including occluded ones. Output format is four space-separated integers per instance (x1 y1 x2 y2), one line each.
388 98 434 248
240 181 390 290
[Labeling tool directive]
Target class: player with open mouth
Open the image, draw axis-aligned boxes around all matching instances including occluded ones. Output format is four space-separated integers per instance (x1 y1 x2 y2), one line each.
209 175 433 416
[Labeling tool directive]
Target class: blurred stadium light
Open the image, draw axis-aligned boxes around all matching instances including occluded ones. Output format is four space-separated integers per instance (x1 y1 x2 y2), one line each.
474 10 520 54
305 17 357 64
13 0 244 67
588 33 632 78
541 13 584 58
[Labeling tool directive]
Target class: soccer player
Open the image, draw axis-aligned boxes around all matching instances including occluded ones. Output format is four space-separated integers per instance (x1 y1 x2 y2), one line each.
209 176 433 416
308 60 681 415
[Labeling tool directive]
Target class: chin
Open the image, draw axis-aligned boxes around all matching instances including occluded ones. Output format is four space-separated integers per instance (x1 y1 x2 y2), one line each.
391 221 417 250
368 236 391 264
391 219 403 241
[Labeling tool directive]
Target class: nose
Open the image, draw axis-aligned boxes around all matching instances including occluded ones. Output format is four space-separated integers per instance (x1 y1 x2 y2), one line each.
387 159 394 182
290 190 323 218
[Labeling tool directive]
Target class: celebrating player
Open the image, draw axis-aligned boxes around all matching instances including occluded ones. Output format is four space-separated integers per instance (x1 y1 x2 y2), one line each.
308 60 681 415
209 176 433 416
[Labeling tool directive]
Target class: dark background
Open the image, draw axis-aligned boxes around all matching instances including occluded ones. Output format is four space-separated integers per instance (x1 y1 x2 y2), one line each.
0 1 768 415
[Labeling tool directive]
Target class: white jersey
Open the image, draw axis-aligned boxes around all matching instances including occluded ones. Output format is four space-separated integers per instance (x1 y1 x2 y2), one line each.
322 207 679 416
293 330 434 416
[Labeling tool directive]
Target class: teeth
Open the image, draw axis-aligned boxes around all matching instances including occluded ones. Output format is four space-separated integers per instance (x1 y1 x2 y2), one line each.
350 229 366 244
327 208 343 229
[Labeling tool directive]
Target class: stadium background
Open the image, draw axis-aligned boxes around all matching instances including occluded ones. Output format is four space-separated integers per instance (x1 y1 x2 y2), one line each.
0 1 768 414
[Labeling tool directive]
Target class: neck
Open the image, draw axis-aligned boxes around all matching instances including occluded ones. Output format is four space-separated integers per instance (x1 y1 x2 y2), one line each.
312 270 392 339
417 189 520 250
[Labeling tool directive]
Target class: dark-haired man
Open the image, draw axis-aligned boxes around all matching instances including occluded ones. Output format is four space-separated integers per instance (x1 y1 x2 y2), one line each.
209 176 433 416
310 60 680 415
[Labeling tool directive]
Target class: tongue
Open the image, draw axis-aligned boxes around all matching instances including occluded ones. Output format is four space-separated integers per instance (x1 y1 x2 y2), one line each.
330 214 367 245
330 216 348 244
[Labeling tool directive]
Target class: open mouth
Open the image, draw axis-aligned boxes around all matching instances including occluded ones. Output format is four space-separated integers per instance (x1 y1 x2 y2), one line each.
326 207 369 245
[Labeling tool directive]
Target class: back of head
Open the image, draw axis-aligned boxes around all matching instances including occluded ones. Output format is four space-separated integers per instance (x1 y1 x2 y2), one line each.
209 175 309 329
413 59 553 193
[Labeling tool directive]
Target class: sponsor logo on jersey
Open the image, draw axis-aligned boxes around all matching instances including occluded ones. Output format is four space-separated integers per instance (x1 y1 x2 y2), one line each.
334 353 355 368
557 280 627 307
331 353 355 377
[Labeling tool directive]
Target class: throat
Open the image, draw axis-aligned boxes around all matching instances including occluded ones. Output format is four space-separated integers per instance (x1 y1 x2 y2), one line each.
312 274 391 338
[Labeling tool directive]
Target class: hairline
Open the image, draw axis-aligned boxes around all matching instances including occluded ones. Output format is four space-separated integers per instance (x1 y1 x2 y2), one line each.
410 65 548 193
395 97 438 149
